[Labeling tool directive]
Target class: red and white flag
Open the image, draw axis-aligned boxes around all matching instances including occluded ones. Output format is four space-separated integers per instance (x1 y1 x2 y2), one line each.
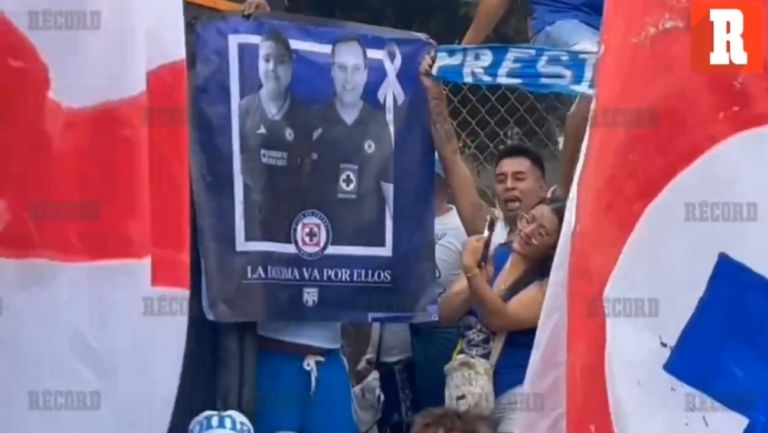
0 0 189 431
514 0 768 432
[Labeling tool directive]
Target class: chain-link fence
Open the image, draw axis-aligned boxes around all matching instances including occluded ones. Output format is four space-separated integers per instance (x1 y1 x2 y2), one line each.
444 83 572 201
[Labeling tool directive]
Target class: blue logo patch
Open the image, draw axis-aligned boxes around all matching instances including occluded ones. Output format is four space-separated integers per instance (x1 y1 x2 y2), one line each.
291 209 332 260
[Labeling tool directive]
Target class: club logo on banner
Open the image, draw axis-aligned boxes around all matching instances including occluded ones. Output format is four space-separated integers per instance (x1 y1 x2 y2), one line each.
292 210 331 260
192 15 435 321
303 287 320 307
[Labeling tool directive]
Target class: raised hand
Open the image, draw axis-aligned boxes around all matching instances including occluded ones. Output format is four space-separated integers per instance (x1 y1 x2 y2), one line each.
243 0 270 16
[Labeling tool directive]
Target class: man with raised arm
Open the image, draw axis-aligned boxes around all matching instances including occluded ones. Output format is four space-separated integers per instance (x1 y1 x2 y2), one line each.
461 0 603 198
419 54 549 324
420 56 490 238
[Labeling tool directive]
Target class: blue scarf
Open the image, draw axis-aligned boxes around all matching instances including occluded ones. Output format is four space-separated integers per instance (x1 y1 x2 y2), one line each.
433 44 597 96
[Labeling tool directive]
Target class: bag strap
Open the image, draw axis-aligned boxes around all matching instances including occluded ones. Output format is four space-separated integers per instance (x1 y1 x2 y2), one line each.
370 322 382 363
450 337 463 360
489 331 507 369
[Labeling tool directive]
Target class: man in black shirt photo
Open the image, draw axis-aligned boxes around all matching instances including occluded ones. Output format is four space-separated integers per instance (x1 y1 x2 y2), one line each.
309 36 394 250
239 29 311 245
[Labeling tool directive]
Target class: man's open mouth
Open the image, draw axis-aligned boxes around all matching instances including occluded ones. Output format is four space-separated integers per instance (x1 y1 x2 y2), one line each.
502 197 521 212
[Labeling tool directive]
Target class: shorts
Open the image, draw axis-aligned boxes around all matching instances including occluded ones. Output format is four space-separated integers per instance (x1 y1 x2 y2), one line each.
253 347 357 433
531 19 600 52
492 386 524 433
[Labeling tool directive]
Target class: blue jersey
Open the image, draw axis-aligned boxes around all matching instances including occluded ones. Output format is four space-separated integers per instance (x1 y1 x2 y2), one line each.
529 0 603 36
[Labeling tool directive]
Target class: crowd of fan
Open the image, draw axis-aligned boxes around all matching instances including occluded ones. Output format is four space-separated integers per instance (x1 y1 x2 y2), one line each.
191 0 602 432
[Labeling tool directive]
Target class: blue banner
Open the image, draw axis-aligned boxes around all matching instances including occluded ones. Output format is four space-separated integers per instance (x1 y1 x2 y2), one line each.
433 44 597 95
192 14 437 322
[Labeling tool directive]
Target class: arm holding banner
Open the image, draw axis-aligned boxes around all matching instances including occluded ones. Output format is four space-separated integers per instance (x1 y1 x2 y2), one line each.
461 0 515 45
421 54 489 236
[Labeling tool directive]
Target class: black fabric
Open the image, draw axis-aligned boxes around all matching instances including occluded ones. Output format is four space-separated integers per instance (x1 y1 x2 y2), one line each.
167 163 258 433
167 208 218 433
266 0 288 11
409 324 460 411
376 358 417 433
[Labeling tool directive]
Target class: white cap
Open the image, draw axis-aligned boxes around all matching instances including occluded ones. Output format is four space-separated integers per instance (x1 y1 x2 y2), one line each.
187 410 254 433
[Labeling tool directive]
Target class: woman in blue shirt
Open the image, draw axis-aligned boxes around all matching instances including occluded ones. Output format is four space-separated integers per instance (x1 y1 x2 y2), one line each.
460 197 565 432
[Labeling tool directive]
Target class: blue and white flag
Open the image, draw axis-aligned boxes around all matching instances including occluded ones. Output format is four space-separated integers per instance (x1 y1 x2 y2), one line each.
192 14 436 321
433 44 597 95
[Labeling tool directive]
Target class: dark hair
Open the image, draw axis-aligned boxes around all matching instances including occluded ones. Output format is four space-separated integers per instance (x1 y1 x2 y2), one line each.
494 144 546 179
498 196 566 298
544 196 566 228
331 36 368 67
527 196 566 278
410 408 493 433
261 29 293 59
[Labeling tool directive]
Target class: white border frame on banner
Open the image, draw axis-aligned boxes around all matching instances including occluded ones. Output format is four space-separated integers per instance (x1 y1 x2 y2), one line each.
228 34 394 256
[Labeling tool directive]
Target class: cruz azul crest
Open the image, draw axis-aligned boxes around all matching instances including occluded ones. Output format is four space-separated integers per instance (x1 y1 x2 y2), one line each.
291 209 332 260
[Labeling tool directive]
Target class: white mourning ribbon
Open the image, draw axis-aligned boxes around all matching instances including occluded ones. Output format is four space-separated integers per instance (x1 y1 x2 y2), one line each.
377 43 405 143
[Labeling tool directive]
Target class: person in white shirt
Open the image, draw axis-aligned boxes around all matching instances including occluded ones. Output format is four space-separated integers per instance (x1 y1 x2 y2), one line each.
357 155 468 433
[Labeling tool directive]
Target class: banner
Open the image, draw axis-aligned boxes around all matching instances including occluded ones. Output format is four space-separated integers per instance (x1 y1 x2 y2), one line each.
433 44 596 95
193 14 436 322
514 1 768 433
0 2 189 433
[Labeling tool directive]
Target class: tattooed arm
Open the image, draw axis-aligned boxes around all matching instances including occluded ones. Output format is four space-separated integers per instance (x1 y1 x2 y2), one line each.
421 54 489 236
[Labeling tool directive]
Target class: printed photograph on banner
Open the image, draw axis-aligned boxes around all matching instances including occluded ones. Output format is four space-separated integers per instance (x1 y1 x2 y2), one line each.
193 14 434 321
230 29 398 258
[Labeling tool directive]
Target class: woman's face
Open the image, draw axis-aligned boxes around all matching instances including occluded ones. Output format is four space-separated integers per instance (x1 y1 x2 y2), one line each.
512 203 561 260
258 40 292 99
